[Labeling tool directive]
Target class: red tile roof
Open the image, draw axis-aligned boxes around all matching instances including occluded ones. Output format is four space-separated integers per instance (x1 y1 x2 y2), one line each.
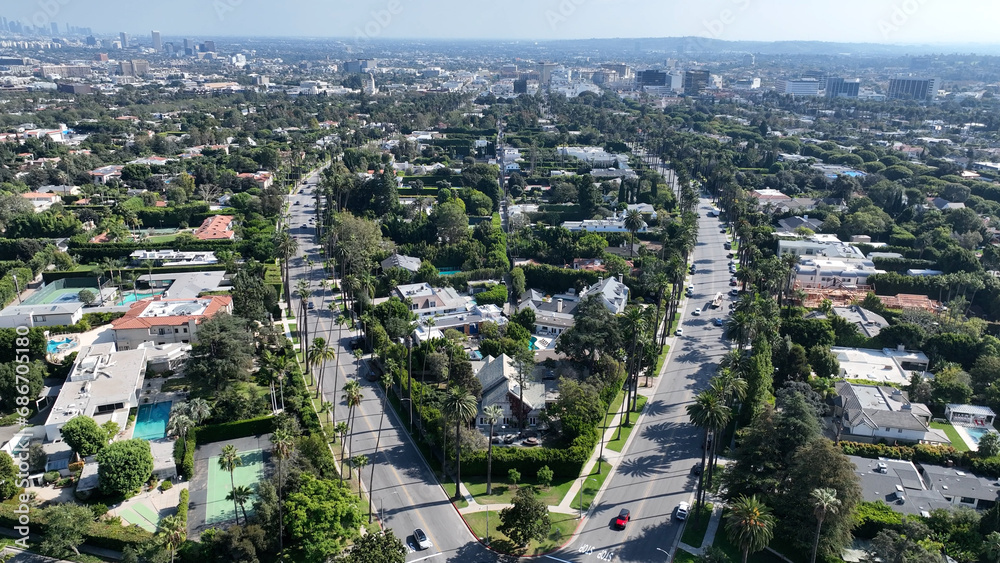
194 215 235 240
111 295 233 329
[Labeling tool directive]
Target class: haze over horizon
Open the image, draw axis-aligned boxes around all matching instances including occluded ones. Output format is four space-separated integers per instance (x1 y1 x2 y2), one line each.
7 0 1000 48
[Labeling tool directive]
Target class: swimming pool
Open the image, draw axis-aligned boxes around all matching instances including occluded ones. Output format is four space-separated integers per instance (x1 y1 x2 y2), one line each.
966 426 994 445
46 337 77 354
133 401 172 441
116 290 165 305
438 269 461 276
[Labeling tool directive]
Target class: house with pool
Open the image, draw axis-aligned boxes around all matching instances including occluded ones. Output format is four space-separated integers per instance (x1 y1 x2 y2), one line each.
43 343 147 442
111 295 233 350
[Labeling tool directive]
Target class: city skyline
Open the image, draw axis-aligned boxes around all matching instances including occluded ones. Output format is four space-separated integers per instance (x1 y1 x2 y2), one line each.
2 0 999 47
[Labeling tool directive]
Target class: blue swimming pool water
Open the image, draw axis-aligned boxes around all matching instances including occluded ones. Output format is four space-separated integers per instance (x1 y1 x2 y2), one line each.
966 426 993 445
530 336 539 351
438 269 461 276
117 290 165 305
46 337 76 354
133 401 172 441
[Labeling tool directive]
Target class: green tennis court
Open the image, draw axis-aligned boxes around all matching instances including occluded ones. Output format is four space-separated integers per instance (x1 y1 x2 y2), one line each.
117 504 159 532
206 449 265 524
22 278 100 306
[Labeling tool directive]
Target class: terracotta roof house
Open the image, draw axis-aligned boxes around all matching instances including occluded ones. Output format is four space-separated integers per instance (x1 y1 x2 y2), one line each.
111 295 233 350
194 215 236 240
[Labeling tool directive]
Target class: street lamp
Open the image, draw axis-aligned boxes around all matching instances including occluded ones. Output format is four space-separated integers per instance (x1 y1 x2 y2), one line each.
577 477 597 519
486 504 490 546
10 274 21 305
656 547 669 558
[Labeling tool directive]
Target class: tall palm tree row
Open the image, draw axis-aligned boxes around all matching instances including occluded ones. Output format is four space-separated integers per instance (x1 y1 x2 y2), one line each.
483 404 503 496
343 379 363 478
367 371 393 523
686 390 731 517
270 429 294 554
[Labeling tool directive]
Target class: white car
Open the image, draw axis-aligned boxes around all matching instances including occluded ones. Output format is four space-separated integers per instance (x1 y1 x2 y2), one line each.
414 528 432 550
675 501 690 521
693 308 701 316
675 328 684 336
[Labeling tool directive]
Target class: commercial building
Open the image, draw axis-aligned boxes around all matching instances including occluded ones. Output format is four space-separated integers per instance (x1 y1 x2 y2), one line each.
111 295 233 350
887 77 939 100
779 78 821 96
826 77 861 98
683 70 710 95
40 65 92 78
43 343 147 442
833 381 945 444
151 30 161 51
636 70 668 87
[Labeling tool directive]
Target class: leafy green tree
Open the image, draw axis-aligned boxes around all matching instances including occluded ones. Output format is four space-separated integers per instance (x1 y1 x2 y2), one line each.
536 465 553 489
742 339 774 426
0 452 18 500
39 503 93 558
284 474 364 562
508 468 521 487
231 269 277 323
869 518 943 563
555 295 623 370
725 495 776 563
978 432 1000 458
61 415 107 457
77 288 97 305
432 201 469 244
498 486 550 547
187 313 255 389
808 346 840 379
343 530 407 563
97 439 154 496
0 360 44 412
550 377 602 441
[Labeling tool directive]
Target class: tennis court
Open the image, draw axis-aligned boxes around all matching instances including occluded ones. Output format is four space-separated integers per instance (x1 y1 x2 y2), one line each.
117 502 163 532
22 278 100 306
206 449 265 524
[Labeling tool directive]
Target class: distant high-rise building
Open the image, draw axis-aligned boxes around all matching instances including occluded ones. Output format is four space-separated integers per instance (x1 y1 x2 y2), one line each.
202 40 216 52
86 35 97 46
344 58 376 73
119 32 129 48
780 78 821 96
600 63 632 79
887 77 939 100
537 62 559 84
513 79 528 94
50 22 58 35
94 53 109 62
183 38 192 53
118 59 150 77
1 17 7 32
637 70 668 87
151 30 161 51
825 77 860 99
683 70 710 95
743 53 755 66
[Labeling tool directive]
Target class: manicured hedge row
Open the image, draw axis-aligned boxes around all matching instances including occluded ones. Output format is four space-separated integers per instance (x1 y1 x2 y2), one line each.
463 433 593 478
43 263 229 283
195 416 275 445
177 488 189 524
522 263 601 295
0 501 153 551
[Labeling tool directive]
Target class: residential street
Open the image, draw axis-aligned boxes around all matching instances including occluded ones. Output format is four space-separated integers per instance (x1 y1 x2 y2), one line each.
285 183 728 562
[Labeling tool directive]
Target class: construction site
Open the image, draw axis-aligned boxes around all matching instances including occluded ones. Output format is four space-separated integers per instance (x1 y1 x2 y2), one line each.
795 284 943 312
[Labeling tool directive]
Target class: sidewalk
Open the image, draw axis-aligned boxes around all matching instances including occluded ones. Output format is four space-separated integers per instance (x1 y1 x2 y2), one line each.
677 498 725 555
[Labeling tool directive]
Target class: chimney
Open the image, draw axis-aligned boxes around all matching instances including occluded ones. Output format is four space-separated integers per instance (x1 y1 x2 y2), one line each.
803 214 808 221
557 299 563 313
618 273 624 283
897 344 905 352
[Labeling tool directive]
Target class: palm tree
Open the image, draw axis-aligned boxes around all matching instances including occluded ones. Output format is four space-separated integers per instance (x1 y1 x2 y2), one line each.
296 281 313 373
725 495 776 563
274 229 298 307
218 445 244 524
686 390 731 516
344 379 363 470
309 337 337 399
483 404 503 495
270 429 294 553
368 371 393 523
226 485 254 525
320 401 334 424
622 306 647 414
166 413 194 456
443 386 478 499
350 455 368 499
985 532 1000 563
156 514 186 563
623 209 645 257
810 488 841 563
186 398 211 424
334 420 350 479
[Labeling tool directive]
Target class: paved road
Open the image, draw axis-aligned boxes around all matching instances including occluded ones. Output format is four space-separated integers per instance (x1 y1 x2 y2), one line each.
284 171 489 562
547 197 732 563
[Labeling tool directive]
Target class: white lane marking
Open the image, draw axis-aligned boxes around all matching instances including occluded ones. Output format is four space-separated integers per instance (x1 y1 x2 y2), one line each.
408 553 441 562
545 555 576 563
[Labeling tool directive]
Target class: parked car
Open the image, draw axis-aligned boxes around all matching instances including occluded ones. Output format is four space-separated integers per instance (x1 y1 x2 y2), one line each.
675 502 690 521
307 302 315 310
691 464 702 476
615 509 631 530
730 288 740 296
675 328 684 336
414 528 433 550
693 308 701 316
713 318 724 327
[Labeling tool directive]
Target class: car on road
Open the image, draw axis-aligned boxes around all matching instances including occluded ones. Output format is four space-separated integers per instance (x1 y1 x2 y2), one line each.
414 528 433 550
692 308 701 316
727 252 734 258
674 328 684 336
720 228 726 233
713 318 724 327
615 509 631 529
724 242 732 250
730 280 738 286
730 288 740 296
691 464 702 476
307 302 315 309
675 502 690 521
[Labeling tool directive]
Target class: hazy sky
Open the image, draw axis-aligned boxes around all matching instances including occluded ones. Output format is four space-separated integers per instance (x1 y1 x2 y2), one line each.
8 0 1000 45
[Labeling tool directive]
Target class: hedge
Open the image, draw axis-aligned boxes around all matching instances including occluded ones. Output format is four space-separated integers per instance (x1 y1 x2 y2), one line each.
66 239 238 262
174 435 195 480
177 488 189 524
522 263 601 295
853 500 903 539
463 432 593 478
43 263 230 283
0 500 153 551
195 415 275 445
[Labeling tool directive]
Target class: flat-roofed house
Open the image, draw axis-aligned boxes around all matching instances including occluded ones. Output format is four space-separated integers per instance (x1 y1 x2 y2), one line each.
111 295 233 350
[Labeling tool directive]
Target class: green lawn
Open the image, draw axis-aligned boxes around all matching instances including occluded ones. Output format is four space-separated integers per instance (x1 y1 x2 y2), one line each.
607 395 649 452
931 421 970 451
680 502 713 547
464 477 574 507
601 390 625 431
653 343 672 376
464 510 577 556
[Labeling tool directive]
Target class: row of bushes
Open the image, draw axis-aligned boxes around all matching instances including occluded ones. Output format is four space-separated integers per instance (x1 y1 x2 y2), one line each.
177 488 189 525
45 312 126 336
463 429 594 478
194 415 276 445
0 500 153 551
870 257 937 274
840 440 1000 478
522 263 601 295
42 263 232 284
0 267 34 308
